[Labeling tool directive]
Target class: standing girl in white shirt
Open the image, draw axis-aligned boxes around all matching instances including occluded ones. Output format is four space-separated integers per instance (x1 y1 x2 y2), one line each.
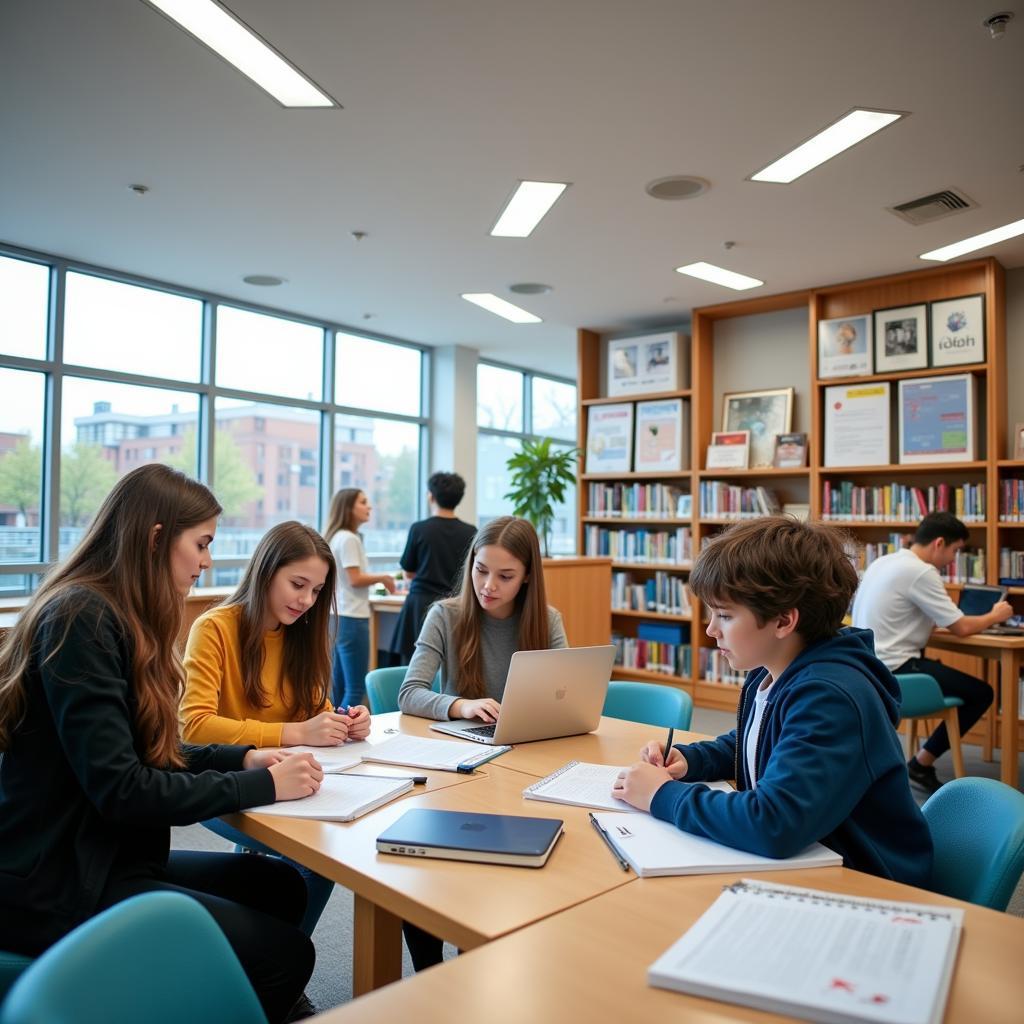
324 488 396 707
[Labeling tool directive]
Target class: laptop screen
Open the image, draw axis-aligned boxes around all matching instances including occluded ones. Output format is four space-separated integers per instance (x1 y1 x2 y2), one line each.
958 586 1005 616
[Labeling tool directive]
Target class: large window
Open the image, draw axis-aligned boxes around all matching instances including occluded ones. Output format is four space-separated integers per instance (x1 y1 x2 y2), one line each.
476 362 577 554
0 246 429 592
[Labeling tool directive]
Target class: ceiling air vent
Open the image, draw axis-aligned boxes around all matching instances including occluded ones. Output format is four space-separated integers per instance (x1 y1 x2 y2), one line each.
888 189 976 226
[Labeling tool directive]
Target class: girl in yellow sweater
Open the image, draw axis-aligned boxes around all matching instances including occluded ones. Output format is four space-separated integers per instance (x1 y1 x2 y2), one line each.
182 521 370 935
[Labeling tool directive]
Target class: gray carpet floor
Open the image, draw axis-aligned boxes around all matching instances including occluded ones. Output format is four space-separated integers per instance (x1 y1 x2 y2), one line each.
171 707 1024 1014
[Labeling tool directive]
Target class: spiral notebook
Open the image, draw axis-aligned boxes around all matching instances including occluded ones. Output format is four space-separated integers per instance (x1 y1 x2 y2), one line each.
648 878 963 1024
246 774 413 822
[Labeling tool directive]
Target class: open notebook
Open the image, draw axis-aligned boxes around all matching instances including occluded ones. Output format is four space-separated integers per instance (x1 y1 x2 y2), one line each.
648 879 963 1024
245 774 413 822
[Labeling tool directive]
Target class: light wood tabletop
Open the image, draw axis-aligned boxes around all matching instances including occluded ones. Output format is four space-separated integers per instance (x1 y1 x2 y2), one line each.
310 867 1024 1024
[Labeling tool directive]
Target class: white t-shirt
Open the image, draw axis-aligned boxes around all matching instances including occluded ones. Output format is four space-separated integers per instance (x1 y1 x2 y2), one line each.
851 548 962 671
744 676 774 788
331 529 370 618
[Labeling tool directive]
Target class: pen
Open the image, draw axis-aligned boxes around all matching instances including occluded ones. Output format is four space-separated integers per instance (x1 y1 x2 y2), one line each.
589 812 629 872
346 772 428 784
663 726 675 766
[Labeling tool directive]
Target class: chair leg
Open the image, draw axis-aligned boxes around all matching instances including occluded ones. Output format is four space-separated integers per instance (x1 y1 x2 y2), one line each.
944 709 965 779
981 663 996 762
908 718 919 758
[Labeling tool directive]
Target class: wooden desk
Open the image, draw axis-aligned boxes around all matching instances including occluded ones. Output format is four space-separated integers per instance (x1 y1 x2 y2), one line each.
367 594 405 670
926 631 1024 788
312 868 1024 1024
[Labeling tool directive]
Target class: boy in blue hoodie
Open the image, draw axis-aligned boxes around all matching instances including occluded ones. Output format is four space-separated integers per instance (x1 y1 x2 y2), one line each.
613 516 933 888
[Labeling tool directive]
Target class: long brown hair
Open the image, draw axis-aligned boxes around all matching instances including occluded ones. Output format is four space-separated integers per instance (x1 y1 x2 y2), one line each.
226 521 336 718
0 464 222 767
324 488 363 542
447 516 549 699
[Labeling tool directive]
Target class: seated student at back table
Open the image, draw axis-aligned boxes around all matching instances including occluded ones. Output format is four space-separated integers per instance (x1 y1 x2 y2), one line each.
397 515 567 970
389 471 477 665
0 465 322 1024
182 520 371 941
613 517 933 889
851 511 1011 794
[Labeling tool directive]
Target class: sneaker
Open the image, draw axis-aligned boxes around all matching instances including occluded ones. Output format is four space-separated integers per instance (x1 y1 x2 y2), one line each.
285 993 317 1022
907 758 943 795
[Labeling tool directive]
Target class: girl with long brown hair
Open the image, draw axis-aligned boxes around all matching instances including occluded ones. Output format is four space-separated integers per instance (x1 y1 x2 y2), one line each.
323 487 396 707
0 465 323 1024
182 520 370 935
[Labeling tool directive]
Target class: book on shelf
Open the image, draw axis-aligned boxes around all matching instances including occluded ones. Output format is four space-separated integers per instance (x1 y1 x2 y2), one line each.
849 538 986 584
585 525 692 564
998 547 1024 583
699 647 745 685
586 403 634 473
821 480 986 522
613 626 692 678
587 480 689 519
635 397 688 471
999 477 1024 521
699 481 780 518
898 373 977 465
824 382 891 467
612 571 691 615
647 878 962 1024
246 774 413 822
782 502 810 521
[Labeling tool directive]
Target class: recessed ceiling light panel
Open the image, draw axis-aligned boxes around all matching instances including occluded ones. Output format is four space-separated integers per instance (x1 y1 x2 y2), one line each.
144 0 337 108
242 274 284 286
461 293 541 323
645 176 710 200
509 282 552 295
919 216 1024 261
490 181 569 237
750 109 904 184
675 262 764 291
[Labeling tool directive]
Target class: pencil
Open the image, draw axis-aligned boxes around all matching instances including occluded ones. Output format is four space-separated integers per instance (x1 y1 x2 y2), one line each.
663 727 675 766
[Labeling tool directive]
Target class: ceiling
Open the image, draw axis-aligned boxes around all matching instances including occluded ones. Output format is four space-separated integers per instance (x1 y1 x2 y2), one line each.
2 0 1022 378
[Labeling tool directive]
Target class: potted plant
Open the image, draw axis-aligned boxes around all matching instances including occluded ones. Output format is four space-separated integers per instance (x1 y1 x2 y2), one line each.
504 438 580 557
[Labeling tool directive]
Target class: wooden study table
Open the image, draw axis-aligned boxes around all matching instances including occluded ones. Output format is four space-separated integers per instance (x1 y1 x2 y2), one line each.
926 630 1024 788
312 867 1024 1024
227 714 660 995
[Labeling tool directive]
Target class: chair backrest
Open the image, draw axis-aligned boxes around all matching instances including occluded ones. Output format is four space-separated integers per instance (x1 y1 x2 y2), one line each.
0 952 33 1002
922 777 1024 911
0 892 267 1024
364 667 441 714
895 672 953 718
602 680 693 730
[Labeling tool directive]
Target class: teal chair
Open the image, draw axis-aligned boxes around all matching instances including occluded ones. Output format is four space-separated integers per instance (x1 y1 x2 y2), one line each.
922 777 1024 911
0 892 267 1024
895 672 964 779
365 667 441 714
0 953 32 1002
602 680 693 730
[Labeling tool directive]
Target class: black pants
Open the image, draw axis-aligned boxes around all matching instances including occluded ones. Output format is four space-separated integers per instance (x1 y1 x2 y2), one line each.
402 920 445 971
98 851 314 1024
897 655 994 759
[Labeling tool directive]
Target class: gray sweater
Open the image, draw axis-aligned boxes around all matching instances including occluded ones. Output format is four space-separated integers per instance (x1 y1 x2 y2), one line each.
397 602 568 720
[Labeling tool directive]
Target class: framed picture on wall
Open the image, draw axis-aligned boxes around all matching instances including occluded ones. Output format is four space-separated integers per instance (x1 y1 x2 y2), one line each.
930 295 985 367
606 332 686 396
817 314 872 379
873 303 928 373
721 387 794 468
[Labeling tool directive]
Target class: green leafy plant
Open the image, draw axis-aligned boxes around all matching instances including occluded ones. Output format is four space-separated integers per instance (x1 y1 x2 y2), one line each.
504 438 580 557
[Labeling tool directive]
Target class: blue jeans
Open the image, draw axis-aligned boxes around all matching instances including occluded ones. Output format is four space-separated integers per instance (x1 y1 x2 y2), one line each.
202 818 334 938
332 615 369 708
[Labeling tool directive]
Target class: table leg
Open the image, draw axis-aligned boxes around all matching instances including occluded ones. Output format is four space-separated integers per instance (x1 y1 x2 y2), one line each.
999 650 1020 789
353 894 402 996
368 611 379 672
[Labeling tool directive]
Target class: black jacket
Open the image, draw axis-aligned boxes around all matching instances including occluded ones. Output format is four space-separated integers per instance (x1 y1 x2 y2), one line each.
0 590 276 954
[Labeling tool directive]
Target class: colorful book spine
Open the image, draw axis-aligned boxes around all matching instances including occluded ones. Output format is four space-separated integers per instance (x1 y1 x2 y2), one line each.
999 478 1024 522
821 480 986 521
998 547 1024 584
612 633 692 678
611 571 692 614
698 647 745 685
698 482 780 518
585 526 692 564
587 482 689 519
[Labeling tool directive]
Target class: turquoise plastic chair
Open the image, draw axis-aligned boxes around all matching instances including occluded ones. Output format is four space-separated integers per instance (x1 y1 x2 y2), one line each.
895 673 965 778
365 667 441 714
0 892 267 1024
602 680 693 730
922 777 1024 911
0 953 32 1002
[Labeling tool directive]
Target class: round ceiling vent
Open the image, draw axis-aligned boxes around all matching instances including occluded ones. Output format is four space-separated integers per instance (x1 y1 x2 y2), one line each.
645 176 710 200
242 274 284 287
509 282 553 295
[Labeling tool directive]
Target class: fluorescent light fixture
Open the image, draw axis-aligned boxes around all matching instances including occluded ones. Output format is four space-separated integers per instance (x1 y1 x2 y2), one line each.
920 216 1024 262
675 262 764 291
145 0 335 107
461 293 542 323
490 181 569 237
751 109 903 183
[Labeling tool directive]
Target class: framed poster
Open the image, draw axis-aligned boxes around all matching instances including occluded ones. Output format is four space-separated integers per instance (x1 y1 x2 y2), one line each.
773 432 808 468
930 295 985 367
706 430 750 469
1015 422 1024 461
873 303 928 373
817 315 872 379
585 403 634 473
823 383 890 467
898 374 976 464
607 332 686 397
634 398 687 471
721 388 794 468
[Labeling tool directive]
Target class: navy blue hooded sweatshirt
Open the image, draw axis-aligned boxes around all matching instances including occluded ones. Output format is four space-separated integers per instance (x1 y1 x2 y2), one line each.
649 627 933 887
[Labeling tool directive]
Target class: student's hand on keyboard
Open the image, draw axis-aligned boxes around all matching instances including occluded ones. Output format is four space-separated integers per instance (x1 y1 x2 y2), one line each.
612 762 674 812
641 741 688 780
450 697 501 722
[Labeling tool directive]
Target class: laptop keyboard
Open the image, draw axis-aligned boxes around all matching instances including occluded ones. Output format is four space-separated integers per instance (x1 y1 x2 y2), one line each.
464 724 497 737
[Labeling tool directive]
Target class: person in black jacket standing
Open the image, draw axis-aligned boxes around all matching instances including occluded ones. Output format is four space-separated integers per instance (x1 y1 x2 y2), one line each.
389 472 476 665
0 465 323 1024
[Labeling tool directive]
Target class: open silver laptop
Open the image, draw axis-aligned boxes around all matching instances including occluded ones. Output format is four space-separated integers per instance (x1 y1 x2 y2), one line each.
430 645 615 745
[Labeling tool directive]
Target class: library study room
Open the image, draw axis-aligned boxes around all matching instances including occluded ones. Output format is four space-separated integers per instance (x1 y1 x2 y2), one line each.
2 2 1024 1023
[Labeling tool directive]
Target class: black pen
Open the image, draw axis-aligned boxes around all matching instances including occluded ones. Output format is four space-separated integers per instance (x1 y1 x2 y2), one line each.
589 812 629 872
663 726 675 766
